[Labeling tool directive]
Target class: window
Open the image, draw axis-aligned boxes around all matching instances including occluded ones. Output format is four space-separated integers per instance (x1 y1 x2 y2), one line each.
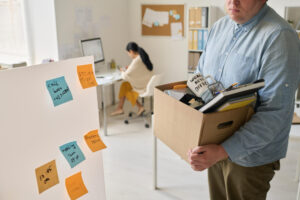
0 0 27 57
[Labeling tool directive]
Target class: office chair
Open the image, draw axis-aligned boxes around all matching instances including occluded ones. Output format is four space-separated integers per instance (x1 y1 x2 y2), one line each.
124 74 162 128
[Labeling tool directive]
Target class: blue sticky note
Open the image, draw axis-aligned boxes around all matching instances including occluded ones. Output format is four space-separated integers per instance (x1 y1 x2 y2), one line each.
169 10 173 16
46 76 73 107
174 14 180 20
153 21 159 26
59 141 85 168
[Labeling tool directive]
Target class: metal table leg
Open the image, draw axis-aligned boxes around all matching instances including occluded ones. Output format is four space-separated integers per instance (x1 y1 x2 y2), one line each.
101 85 108 136
153 115 158 190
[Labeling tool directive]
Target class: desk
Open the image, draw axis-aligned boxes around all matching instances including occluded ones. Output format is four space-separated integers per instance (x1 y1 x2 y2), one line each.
96 71 122 136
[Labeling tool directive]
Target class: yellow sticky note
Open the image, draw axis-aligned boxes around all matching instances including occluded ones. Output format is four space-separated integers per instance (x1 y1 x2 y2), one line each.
84 129 107 152
65 172 88 200
77 64 98 89
35 160 59 194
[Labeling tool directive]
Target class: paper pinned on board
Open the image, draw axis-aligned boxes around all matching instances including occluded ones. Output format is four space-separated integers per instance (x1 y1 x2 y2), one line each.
142 8 169 28
84 129 107 152
35 160 59 194
65 172 88 200
77 64 98 89
46 76 73 107
59 141 85 168
171 22 183 40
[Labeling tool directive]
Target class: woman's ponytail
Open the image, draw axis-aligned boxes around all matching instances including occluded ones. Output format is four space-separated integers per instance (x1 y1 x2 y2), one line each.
137 47 153 71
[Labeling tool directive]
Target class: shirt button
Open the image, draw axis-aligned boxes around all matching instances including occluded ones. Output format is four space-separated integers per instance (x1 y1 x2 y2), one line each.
285 84 289 87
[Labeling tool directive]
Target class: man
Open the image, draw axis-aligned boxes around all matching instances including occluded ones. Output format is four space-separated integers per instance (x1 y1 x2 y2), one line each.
188 0 300 199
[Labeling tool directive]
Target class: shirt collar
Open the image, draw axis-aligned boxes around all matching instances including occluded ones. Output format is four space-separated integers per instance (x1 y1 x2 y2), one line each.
233 4 269 33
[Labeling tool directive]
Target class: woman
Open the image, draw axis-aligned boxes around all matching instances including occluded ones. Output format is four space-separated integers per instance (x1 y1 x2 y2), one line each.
111 42 153 116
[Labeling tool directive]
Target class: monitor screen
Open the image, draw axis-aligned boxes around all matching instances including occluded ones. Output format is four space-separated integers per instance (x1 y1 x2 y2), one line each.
80 38 104 63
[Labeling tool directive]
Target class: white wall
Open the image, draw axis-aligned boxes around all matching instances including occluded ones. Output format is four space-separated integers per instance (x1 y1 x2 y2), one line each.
23 0 59 65
128 0 300 84
54 0 130 70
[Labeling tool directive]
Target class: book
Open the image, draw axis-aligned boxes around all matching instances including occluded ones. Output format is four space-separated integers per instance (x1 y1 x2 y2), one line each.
199 80 265 113
217 93 257 112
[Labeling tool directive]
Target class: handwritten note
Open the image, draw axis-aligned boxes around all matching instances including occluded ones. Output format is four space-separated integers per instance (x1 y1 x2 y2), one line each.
46 76 73 106
77 64 98 89
35 160 59 194
59 141 85 168
84 130 107 152
65 172 88 200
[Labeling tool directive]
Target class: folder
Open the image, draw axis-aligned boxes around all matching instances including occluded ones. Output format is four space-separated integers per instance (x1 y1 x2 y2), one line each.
203 30 208 49
193 30 198 50
201 7 208 28
197 30 203 50
195 7 202 28
189 30 193 50
189 8 196 28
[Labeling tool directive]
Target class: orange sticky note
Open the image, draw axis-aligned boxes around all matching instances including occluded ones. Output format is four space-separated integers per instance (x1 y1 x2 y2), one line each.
35 160 59 194
84 130 107 152
77 64 98 89
65 172 88 200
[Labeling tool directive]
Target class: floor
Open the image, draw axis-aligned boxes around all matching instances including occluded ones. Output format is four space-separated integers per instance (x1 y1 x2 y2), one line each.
99 103 300 200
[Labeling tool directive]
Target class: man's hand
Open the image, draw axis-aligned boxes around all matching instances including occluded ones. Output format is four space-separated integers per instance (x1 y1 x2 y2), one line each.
187 144 228 171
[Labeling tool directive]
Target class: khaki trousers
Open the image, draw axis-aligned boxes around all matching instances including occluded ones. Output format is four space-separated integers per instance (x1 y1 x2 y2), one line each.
208 159 280 200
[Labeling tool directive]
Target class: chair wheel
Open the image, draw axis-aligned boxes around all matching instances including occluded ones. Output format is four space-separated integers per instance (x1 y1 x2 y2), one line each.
145 124 150 128
129 113 132 117
124 120 129 124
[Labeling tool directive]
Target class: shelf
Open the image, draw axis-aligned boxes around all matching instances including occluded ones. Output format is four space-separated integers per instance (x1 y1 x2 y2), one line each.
188 50 203 53
189 27 208 30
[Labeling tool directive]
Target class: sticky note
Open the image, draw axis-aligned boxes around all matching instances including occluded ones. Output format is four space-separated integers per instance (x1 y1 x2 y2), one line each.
169 10 173 16
84 130 107 152
46 76 73 107
174 14 180 20
65 172 88 200
35 160 59 194
153 21 159 27
77 64 98 89
59 141 85 168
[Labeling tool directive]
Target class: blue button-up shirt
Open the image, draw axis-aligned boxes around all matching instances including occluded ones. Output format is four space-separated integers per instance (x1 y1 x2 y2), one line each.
196 4 300 167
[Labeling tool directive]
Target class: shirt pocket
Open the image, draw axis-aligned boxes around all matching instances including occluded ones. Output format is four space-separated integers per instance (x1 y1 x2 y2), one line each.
223 53 257 85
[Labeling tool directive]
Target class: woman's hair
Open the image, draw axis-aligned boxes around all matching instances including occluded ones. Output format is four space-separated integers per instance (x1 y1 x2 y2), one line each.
126 42 153 71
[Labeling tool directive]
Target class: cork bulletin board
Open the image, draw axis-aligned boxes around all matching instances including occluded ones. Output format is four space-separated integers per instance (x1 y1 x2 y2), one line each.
141 4 185 36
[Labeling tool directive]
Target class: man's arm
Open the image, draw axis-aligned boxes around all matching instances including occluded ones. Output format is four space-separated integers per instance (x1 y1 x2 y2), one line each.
189 29 300 170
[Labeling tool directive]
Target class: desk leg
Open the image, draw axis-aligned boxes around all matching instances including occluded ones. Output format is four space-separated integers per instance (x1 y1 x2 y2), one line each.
153 115 158 190
101 85 108 136
112 84 115 105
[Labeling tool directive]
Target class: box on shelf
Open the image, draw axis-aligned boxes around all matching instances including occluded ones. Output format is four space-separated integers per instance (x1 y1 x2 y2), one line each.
153 81 254 162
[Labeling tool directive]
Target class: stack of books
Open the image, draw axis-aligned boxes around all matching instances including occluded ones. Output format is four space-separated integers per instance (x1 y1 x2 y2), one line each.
199 80 265 113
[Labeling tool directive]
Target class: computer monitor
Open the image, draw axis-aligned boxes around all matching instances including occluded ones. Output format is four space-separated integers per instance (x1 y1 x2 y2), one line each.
80 37 105 63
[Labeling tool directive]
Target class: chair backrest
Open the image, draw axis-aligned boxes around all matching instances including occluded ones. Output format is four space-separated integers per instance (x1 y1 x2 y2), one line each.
140 74 162 97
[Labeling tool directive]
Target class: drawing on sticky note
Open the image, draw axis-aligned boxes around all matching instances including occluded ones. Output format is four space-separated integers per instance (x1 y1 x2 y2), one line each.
65 172 88 200
77 64 98 89
84 129 107 152
35 160 59 194
59 141 85 168
46 76 73 107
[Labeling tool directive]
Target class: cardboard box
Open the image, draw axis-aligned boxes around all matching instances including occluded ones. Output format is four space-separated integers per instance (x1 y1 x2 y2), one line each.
154 81 254 162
